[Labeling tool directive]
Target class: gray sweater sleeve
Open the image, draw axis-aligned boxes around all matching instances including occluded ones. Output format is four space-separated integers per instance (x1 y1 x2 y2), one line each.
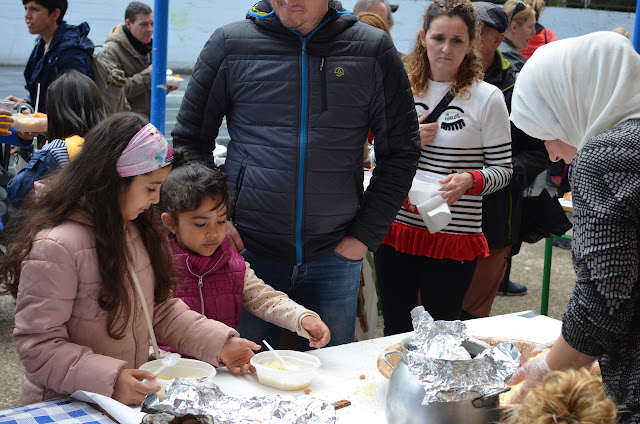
561 120 640 410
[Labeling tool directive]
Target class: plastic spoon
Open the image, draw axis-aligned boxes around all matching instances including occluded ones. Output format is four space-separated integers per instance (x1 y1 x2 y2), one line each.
262 339 292 371
142 352 181 383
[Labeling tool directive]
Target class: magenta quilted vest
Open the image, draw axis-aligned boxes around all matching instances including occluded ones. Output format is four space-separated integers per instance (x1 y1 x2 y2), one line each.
169 237 246 328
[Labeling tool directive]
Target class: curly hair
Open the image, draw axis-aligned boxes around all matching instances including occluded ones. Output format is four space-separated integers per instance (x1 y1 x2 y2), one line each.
158 148 230 222
403 0 483 99
504 368 618 424
0 113 174 339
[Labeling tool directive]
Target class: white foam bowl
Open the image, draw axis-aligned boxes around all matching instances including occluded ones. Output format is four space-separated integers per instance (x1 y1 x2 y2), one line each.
166 75 184 88
139 357 215 399
250 350 320 391
409 170 446 205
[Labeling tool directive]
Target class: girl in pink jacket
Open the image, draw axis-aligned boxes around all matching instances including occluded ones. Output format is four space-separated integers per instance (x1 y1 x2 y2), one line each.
158 150 331 350
1 113 260 406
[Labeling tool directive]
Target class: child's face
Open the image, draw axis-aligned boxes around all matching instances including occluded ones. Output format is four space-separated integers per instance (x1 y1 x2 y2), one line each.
120 166 172 221
164 195 228 257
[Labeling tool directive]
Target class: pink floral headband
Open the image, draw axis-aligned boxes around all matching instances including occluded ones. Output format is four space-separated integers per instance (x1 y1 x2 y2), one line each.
116 123 173 177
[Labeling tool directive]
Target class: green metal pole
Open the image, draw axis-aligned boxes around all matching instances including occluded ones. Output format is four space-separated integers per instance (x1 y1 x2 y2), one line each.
541 237 554 315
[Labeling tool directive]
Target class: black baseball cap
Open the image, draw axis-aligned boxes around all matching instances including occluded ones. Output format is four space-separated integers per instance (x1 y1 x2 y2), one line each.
473 2 509 33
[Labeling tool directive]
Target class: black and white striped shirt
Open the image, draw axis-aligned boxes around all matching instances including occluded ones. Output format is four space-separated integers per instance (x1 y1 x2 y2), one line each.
396 80 512 235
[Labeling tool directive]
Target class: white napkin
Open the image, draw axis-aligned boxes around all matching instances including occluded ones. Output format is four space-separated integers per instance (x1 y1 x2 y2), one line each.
71 391 146 424
415 195 451 233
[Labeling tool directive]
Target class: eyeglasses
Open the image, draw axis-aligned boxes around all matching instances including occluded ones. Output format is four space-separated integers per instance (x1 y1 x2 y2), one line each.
509 0 528 23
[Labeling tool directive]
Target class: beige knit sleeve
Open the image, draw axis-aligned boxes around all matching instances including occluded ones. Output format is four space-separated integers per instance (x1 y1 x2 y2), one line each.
242 262 319 339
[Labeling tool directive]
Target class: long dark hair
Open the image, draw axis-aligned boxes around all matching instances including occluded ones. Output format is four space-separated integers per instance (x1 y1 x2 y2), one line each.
403 0 483 98
46 70 107 140
0 112 174 339
159 148 229 220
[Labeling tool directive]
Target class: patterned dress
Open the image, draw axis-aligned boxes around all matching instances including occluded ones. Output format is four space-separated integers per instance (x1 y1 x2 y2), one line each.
563 119 640 422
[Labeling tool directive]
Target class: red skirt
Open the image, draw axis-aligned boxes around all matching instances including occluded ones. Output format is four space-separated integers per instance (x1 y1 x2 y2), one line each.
381 221 489 261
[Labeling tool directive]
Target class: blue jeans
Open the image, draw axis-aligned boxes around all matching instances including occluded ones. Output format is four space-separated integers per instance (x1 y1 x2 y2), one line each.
237 249 362 350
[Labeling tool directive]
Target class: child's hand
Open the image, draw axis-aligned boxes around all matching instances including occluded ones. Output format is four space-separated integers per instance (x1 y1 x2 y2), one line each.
302 316 331 348
112 369 160 406
220 336 260 373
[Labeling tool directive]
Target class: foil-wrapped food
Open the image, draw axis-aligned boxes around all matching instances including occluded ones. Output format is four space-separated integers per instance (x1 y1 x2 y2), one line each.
141 377 337 424
408 307 521 405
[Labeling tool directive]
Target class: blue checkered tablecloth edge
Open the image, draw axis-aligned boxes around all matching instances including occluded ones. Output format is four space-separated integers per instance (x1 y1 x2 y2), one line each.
0 398 115 424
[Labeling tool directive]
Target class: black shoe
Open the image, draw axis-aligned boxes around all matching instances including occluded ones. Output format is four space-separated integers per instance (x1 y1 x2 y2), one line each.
553 238 572 250
498 280 528 296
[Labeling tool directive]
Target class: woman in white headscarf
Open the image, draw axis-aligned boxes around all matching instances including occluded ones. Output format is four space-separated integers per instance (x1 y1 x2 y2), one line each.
509 31 640 422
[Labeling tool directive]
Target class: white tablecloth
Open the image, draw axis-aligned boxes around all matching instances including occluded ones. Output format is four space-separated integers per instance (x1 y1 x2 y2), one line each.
212 311 562 423
14 311 560 424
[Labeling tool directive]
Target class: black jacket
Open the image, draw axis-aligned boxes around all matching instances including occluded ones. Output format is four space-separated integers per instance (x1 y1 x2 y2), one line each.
482 50 549 253
172 0 420 265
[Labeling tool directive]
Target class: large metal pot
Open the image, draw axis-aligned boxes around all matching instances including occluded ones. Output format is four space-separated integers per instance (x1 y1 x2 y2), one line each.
384 336 506 424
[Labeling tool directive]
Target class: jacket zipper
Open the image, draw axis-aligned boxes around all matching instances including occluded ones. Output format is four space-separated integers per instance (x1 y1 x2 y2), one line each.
320 57 327 112
294 18 330 264
186 255 223 316
198 277 205 315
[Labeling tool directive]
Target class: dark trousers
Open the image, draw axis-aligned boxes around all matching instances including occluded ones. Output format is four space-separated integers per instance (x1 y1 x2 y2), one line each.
374 244 478 336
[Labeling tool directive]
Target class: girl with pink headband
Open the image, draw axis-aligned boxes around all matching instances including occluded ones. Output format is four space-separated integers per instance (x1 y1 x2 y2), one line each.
1 112 260 406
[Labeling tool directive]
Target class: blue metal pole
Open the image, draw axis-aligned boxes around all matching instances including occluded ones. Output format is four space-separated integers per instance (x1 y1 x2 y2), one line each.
634 0 640 52
150 0 169 134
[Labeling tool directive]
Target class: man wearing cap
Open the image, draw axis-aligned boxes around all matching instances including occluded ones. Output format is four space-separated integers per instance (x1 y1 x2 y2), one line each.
461 2 548 317
353 0 398 29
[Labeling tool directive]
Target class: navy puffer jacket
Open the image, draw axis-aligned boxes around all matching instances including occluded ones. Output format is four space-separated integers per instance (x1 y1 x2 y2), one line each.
172 0 420 265
24 21 94 113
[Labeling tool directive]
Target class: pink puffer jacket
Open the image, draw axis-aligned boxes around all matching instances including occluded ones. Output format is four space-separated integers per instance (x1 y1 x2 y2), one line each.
13 209 238 405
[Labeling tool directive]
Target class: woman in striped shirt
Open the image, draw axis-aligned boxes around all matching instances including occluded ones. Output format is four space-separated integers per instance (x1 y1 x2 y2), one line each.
374 0 512 334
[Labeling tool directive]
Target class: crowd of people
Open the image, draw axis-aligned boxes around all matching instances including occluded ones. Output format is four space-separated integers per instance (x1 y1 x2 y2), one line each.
1 0 638 422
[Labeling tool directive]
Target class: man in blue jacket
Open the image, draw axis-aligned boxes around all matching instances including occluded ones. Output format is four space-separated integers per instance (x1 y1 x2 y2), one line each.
6 0 94 116
172 0 421 349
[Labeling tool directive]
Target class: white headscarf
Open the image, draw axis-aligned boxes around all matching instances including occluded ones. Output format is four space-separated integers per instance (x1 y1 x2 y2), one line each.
510 31 640 150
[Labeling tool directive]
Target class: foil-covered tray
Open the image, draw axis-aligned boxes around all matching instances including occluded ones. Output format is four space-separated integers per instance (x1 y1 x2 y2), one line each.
141 377 338 424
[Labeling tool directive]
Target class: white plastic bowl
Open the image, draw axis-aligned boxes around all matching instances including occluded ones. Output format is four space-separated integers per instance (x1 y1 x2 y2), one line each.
12 113 47 133
250 350 321 391
139 357 215 399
